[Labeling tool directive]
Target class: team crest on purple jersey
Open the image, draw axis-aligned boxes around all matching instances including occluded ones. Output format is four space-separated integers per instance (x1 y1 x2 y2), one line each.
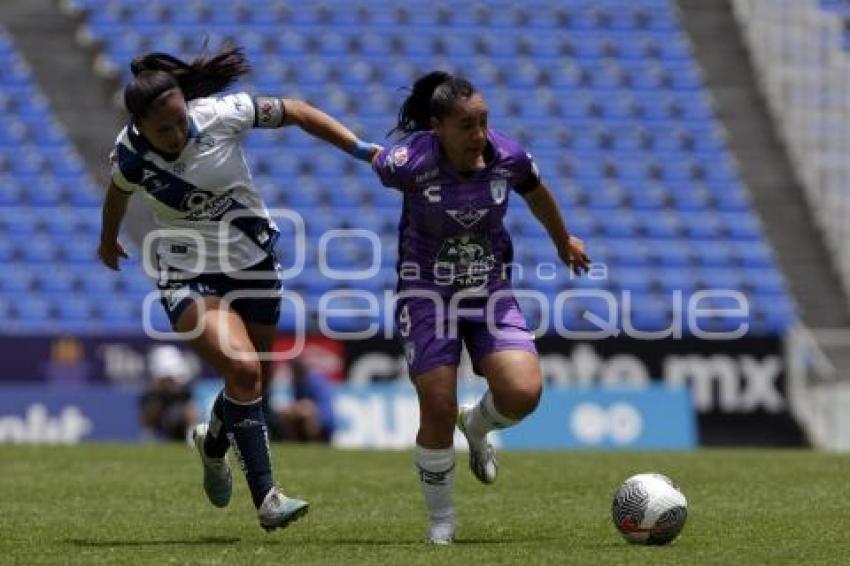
423 185 442 203
490 179 507 204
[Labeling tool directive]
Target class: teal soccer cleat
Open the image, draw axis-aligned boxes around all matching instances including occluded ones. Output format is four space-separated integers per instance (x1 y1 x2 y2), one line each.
257 487 310 532
192 423 233 508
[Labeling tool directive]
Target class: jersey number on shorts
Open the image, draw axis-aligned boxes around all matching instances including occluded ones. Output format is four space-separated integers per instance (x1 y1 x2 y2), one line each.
399 304 411 337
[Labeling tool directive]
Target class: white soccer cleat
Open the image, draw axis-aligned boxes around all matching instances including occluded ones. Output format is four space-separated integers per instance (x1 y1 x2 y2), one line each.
192 422 232 508
457 405 498 484
425 519 455 545
257 486 310 532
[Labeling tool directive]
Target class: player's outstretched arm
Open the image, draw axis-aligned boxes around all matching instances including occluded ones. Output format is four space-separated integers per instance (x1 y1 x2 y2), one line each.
522 182 590 275
280 98 381 163
98 181 131 271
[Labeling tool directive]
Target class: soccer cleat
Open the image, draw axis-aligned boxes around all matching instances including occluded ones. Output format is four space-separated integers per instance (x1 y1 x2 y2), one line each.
457 405 498 484
257 486 310 532
192 423 232 508
425 520 455 545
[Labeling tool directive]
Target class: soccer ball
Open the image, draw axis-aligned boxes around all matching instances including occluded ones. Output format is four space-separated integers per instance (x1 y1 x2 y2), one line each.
611 472 688 545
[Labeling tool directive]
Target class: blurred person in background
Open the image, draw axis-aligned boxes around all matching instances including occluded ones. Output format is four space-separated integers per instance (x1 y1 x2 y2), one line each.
275 359 336 444
139 344 198 442
370 71 590 544
43 336 91 386
97 43 379 532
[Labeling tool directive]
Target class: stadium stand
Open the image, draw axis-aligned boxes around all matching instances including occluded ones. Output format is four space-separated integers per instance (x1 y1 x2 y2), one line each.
0 25 170 333
2 0 797 334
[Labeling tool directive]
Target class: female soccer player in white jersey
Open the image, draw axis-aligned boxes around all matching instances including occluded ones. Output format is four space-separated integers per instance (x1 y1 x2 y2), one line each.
97 45 378 532
370 71 590 543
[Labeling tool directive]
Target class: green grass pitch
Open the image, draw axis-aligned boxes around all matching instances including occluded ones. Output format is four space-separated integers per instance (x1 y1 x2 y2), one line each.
0 446 846 565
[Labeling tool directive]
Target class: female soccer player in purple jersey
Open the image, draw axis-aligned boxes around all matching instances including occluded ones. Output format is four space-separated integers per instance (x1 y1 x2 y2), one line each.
98 45 378 532
371 71 589 544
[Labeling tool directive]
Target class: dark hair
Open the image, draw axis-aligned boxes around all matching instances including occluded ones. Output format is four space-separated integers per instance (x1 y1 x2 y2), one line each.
124 44 251 119
390 71 477 137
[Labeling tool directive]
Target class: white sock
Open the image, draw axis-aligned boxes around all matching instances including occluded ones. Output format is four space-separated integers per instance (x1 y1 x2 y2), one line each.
415 445 455 525
465 390 518 439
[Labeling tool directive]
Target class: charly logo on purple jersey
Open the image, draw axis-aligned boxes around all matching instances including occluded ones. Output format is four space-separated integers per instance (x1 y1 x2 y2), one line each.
424 185 442 203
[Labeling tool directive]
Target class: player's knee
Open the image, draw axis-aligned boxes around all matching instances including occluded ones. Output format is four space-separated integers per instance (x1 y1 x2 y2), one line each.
225 358 263 398
511 379 542 418
420 398 458 435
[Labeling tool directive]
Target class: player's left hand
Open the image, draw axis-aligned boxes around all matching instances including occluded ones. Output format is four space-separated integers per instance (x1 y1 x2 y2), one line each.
558 235 590 275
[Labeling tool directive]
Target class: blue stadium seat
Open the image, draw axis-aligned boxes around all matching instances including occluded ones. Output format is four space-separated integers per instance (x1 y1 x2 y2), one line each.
0 265 34 293
13 296 51 321
656 267 697 294
53 295 94 322
36 267 77 293
650 239 691 267
695 267 744 290
59 234 99 264
742 267 786 295
681 211 723 239
95 296 138 324
614 267 654 292
77 270 119 296
733 241 775 268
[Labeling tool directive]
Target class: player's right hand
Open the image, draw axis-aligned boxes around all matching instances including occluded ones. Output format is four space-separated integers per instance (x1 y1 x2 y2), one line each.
558 235 591 275
98 239 129 271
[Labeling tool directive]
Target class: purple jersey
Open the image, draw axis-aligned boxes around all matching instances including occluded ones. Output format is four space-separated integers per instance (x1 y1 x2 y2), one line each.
373 130 540 296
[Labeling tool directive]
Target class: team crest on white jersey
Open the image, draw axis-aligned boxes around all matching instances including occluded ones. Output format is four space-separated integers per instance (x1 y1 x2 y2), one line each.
446 207 488 228
490 179 507 204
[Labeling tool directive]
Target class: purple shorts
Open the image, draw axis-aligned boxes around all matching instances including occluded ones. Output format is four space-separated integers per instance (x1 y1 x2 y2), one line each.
396 290 537 378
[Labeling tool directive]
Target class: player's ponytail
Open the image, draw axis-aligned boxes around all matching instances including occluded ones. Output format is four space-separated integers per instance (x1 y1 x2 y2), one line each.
124 44 251 119
391 71 477 137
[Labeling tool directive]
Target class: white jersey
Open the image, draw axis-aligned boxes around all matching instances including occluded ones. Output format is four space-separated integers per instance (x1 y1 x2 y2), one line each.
110 92 276 273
